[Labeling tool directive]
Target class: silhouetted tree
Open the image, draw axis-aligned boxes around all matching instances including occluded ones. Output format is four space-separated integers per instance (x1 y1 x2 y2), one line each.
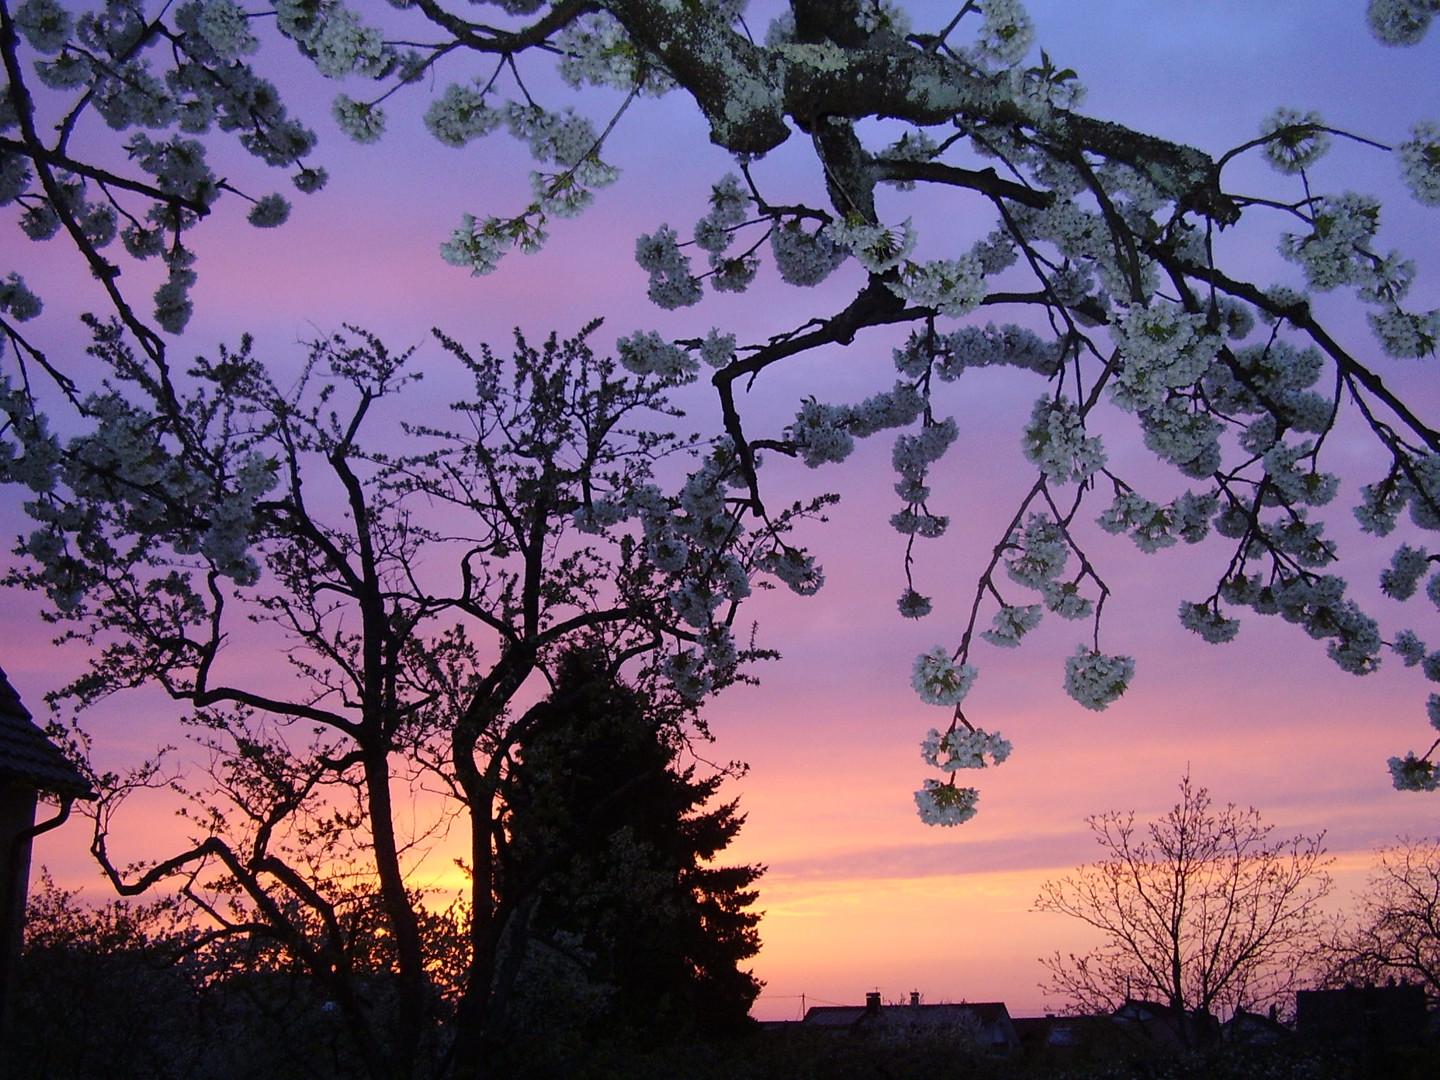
1326 836 1440 1004
500 648 763 1052
1036 774 1332 1024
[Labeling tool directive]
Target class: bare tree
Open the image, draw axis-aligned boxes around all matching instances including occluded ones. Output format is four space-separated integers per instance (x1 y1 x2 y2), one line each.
1326 837 1440 1003
1035 774 1332 1022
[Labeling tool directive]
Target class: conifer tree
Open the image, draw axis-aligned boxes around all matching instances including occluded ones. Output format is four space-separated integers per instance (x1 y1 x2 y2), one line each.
502 648 763 1043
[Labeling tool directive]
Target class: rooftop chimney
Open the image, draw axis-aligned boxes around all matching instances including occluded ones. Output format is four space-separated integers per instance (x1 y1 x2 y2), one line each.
910 991 921 1007
865 991 882 1014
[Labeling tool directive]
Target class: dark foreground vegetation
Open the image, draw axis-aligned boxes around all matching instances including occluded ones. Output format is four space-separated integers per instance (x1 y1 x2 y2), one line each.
6 940 1432 1080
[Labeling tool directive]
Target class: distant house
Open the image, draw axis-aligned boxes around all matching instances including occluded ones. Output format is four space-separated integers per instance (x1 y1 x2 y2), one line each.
1222 1005 1292 1046
803 991 1020 1052
1296 982 1428 1050
0 665 95 1030
1111 997 1219 1048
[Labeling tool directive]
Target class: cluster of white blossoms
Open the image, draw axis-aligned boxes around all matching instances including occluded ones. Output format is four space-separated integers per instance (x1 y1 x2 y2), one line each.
1108 303 1222 412
970 0 1036 68
1063 646 1135 711
1098 491 1177 554
615 329 697 379
981 604 1044 648
887 256 987 318
921 726 1012 771
424 84 503 148
785 382 926 468
911 647 978 706
634 225 702 309
770 220 848 286
7 0 321 334
555 11 671 95
1178 600 1242 645
1140 399 1222 479
1367 0 1438 46
275 0 390 80
1280 192 1383 291
1004 513 1070 590
1389 754 1439 792
177 0 259 62
0 274 43 324
914 780 980 827
1399 121 1440 205
1022 396 1106 484
1381 544 1433 600
827 216 916 275
894 323 1060 382
1261 108 1331 175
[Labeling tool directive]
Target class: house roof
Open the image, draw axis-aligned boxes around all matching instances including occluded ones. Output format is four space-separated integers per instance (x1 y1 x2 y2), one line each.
804 1001 1015 1031
0 666 94 799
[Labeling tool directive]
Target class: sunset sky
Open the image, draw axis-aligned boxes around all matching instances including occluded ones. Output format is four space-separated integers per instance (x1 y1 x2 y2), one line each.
5 0 1439 1024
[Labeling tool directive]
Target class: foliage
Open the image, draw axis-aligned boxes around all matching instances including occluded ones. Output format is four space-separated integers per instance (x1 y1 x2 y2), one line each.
3 0 1439 821
1324 835 1440 1003
1035 774 1333 1022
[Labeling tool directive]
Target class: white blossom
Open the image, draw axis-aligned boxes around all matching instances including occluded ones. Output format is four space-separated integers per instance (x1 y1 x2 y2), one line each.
697 330 736 369
309 6 389 79
1398 121 1440 205
981 604 1043 648
770 220 847 286
246 194 290 228
1279 192 1382 291
1179 601 1241 644
425 84 502 148
888 256 986 318
789 399 854 467
1368 305 1440 357
616 330 696 379
914 780 979 826
189 0 257 59
911 646 977 706
1388 753 1438 792
1005 513 1069 588
1109 303 1221 411
1394 630 1428 665
921 726 1012 771
758 547 824 595
897 588 932 619
828 216 915 274
1261 108 1330 174
0 274 42 321
1064 646 1134 711
1022 396 1106 484
440 215 506 276
1367 0 1434 45
15 0 72 53
1382 544 1430 599
332 95 386 144
1042 579 1093 620
973 0 1034 67
664 650 711 701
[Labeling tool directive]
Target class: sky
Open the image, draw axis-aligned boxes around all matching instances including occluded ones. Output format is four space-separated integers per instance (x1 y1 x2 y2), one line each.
4 0 1440 1024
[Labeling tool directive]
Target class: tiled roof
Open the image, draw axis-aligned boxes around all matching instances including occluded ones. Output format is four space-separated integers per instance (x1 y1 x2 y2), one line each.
0 666 95 799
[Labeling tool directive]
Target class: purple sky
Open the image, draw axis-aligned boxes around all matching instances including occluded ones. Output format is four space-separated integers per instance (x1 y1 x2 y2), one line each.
5 0 1439 1022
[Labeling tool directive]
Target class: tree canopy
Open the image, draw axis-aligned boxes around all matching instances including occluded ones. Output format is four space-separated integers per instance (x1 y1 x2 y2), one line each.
2 0 1439 829
1035 774 1332 1023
